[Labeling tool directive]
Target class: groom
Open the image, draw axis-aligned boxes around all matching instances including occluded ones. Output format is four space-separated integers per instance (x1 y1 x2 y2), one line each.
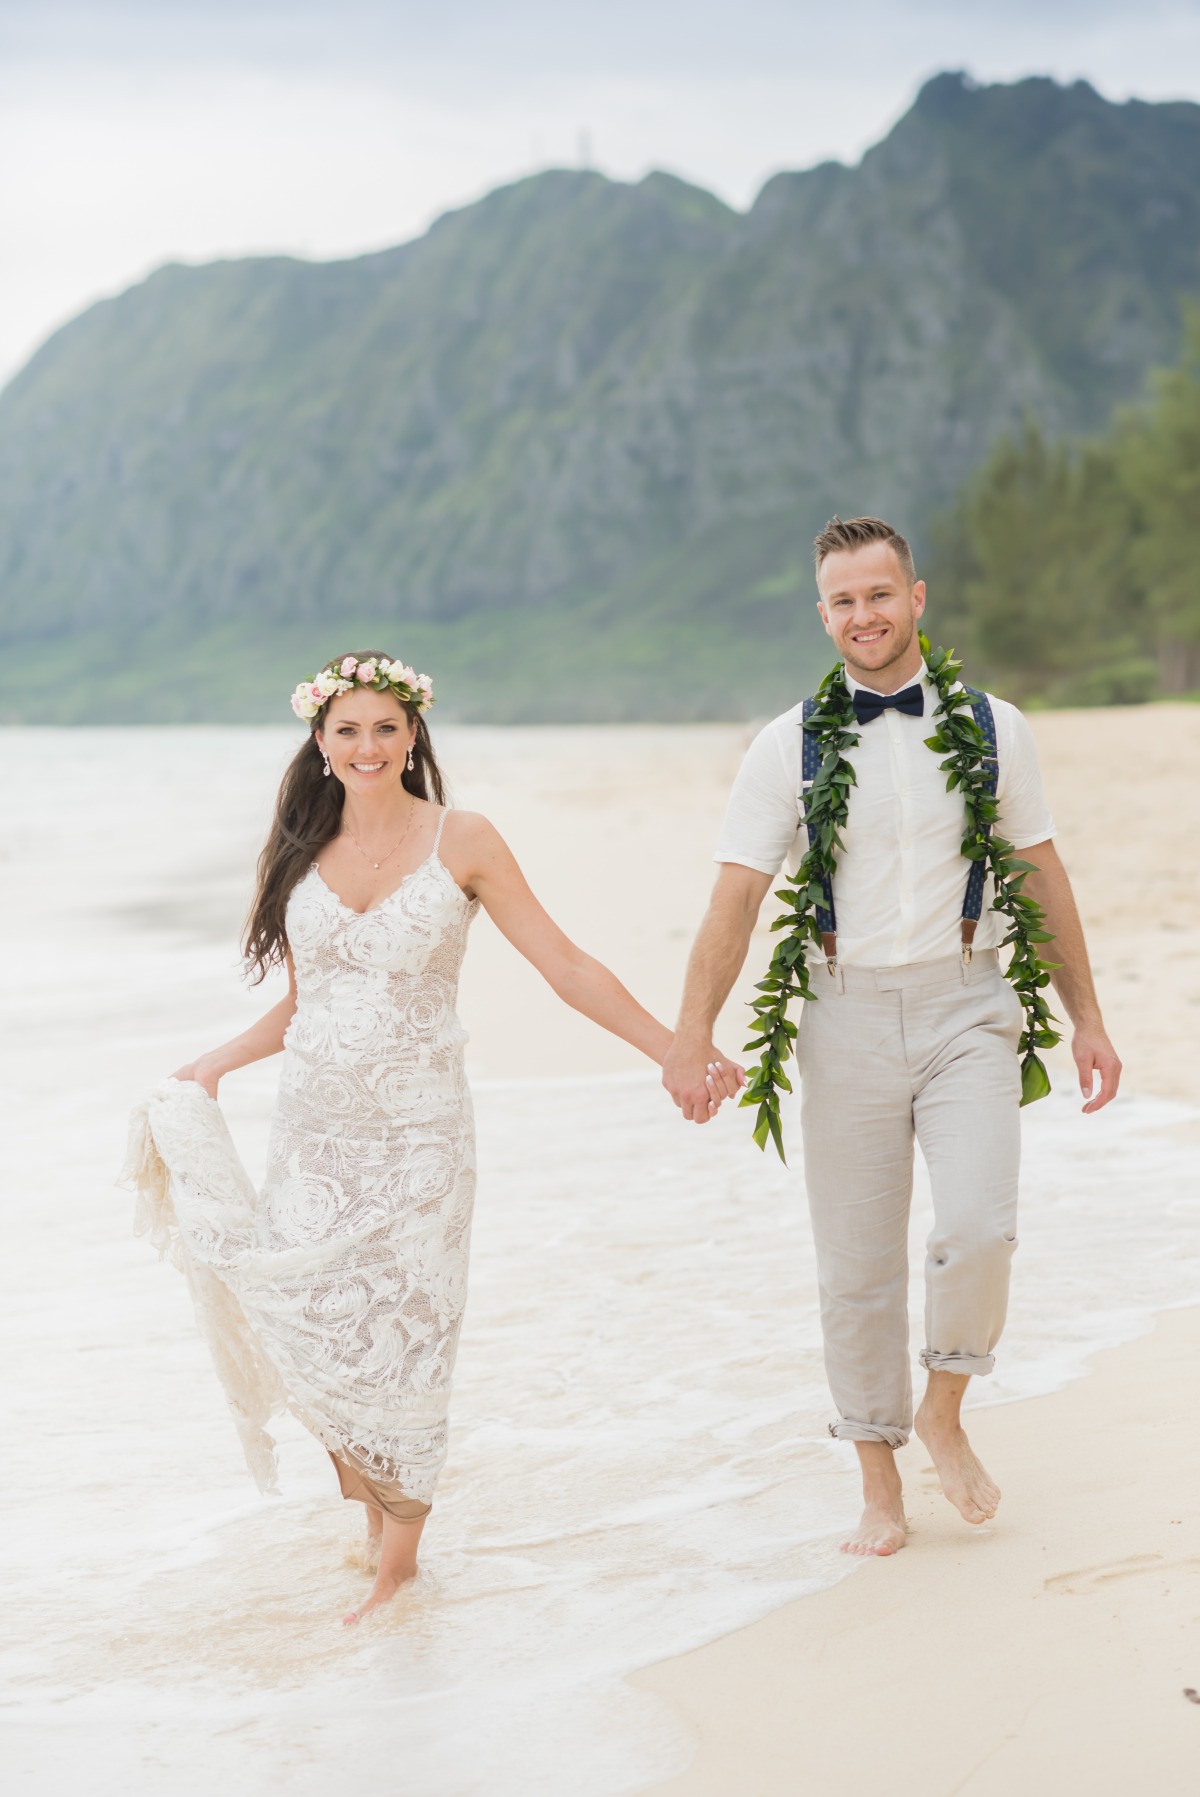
664 515 1121 1555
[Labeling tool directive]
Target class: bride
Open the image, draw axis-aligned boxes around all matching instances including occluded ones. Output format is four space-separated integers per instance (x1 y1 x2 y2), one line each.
139 651 743 1624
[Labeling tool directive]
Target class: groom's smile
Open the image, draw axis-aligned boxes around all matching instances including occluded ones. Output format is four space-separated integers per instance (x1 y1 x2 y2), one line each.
816 539 928 688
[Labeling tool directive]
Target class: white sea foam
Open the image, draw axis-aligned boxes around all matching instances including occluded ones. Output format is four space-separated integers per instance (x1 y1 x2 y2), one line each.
1 728 1197 1795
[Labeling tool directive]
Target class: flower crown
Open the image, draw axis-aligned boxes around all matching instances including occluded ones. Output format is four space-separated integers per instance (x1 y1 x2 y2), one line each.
290 654 435 722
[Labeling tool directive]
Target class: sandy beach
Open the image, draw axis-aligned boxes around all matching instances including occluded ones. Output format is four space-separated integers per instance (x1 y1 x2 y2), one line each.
2 703 1197 1794
638 1305 1200 1797
451 703 1200 1101
630 702 1200 1797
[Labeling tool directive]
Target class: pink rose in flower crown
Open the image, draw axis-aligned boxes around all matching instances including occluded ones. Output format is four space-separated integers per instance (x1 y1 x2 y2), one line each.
356 661 378 684
415 674 433 699
340 656 358 678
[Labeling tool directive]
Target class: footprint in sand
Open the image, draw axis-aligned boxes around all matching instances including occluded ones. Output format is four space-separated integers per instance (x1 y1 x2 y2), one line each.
1045 1554 1200 1595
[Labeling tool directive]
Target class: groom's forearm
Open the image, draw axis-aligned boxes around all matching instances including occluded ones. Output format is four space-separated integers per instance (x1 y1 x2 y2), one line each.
674 916 751 1043
674 863 774 1043
665 864 772 1123
1021 840 1103 1027
1022 839 1121 1111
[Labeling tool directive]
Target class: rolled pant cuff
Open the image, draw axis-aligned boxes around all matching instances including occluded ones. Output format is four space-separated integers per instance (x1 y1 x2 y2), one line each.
828 1420 909 1448
920 1349 996 1376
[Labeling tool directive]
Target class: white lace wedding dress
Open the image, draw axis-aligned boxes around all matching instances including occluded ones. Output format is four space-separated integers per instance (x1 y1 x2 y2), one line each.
123 812 479 1508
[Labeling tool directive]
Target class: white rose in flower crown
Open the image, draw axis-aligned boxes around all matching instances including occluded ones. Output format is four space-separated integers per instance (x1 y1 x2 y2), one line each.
286 659 433 720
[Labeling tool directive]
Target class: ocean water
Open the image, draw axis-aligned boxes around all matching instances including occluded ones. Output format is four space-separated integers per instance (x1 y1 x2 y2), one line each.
2 727 1197 1795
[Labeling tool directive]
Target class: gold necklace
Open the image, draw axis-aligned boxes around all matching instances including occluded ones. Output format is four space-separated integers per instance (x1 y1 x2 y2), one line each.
341 793 417 871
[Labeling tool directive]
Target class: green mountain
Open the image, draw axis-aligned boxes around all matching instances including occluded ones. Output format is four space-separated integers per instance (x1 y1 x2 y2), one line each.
3 71 1200 723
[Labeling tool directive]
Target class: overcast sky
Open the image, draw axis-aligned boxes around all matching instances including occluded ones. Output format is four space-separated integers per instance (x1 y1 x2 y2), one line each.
3 0 1199 384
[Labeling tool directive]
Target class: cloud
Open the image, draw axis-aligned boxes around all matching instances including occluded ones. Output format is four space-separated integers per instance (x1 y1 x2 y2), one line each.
3 0 1200 383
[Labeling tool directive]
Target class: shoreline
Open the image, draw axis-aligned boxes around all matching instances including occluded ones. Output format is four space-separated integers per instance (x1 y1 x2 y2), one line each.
634 1305 1200 1797
5 709 1199 1795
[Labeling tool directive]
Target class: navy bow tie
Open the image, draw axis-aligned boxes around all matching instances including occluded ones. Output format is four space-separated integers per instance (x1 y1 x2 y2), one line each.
852 683 925 726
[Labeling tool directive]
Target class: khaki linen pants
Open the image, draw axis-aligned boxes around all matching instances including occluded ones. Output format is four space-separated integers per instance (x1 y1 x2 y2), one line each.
796 949 1023 1448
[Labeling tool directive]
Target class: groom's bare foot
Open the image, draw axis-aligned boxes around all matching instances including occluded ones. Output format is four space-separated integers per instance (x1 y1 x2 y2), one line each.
843 1440 907 1556
915 1401 1000 1526
841 1498 908 1556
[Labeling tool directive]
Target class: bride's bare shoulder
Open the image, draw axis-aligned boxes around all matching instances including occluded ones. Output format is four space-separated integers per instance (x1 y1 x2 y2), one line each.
438 809 508 857
439 807 493 837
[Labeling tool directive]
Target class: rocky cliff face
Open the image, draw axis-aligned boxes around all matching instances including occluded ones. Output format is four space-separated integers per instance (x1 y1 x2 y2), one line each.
3 72 1199 721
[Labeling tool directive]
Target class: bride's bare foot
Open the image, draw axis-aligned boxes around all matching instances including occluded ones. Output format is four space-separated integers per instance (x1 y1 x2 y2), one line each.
342 1565 416 1625
916 1371 1000 1526
340 1509 426 1626
343 1504 384 1572
842 1441 908 1556
364 1503 383 1566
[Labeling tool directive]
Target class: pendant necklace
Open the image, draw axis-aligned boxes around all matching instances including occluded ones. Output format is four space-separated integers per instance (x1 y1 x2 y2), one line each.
341 793 417 870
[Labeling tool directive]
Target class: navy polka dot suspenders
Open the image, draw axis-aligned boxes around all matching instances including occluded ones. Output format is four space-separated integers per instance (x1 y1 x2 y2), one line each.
800 697 838 959
800 685 998 968
959 686 999 958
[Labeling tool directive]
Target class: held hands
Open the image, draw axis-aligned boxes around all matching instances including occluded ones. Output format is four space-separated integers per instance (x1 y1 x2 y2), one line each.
662 1036 747 1124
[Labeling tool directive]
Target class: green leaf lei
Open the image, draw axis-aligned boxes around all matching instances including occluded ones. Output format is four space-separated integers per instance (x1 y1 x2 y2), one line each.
740 633 1062 1160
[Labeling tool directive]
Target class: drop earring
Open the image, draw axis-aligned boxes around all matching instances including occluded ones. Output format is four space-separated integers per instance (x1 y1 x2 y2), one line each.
407 748 415 772
322 752 331 778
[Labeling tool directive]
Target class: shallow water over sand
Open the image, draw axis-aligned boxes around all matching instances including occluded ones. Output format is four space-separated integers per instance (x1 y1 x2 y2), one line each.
2 727 1197 1795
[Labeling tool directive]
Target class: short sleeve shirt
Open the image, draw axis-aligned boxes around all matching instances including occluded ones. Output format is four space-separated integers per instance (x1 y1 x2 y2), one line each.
713 665 1056 967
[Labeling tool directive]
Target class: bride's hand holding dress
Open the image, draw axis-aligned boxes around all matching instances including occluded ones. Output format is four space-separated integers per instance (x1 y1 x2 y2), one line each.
171 964 299 1101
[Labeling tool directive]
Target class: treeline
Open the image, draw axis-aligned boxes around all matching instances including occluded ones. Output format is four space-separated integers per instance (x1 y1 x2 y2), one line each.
927 313 1200 705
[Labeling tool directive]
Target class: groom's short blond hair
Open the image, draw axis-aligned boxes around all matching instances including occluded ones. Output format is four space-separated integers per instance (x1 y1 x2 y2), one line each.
814 515 916 587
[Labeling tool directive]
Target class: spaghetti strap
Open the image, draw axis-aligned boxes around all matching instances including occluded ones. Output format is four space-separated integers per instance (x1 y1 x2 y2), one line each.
433 807 448 855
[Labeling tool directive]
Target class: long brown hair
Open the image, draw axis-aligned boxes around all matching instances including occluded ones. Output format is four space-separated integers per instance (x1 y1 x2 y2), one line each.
243 650 448 982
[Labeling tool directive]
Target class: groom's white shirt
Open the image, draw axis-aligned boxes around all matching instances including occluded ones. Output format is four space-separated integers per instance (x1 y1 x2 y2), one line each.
714 662 1055 968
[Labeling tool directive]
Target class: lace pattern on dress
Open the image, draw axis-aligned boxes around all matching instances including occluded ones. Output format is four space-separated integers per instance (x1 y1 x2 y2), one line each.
122 848 479 1506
